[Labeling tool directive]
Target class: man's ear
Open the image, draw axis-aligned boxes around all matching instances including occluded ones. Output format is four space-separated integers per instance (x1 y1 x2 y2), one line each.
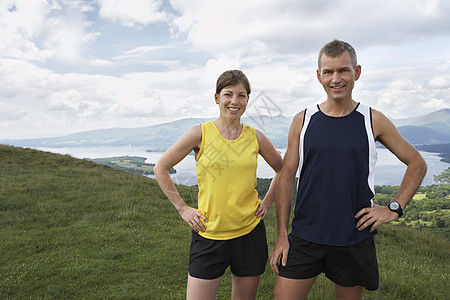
354 65 362 81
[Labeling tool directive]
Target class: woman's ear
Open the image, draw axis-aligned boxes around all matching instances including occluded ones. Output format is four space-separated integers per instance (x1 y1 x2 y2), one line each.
214 93 219 104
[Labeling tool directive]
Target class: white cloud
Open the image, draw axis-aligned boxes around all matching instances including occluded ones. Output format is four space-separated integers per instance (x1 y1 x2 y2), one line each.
0 0 99 63
43 20 88 62
0 58 53 98
170 0 287 54
356 70 450 119
114 45 173 60
0 56 217 138
429 75 449 89
423 98 448 111
0 0 449 139
0 0 54 61
89 58 113 67
169 0 450 57
201 56 241 86
97 0 169 27
0 104 26 121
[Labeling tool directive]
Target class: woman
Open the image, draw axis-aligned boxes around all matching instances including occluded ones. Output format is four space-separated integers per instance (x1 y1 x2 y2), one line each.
154 70 282 299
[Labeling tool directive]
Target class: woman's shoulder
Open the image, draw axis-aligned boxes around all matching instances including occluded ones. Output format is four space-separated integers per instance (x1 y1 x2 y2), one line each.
182 124 202 142
242 123 259 137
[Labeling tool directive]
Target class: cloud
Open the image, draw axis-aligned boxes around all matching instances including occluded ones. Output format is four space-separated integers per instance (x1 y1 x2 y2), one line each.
0 55 217 138
0 104 26 121
0 0 99 63
0 0 54 61
0 58 53 99
429 75 449 89
0 0 449 139
356 63 450 118
97 0 170 27
89 58 113 67
115 45 173 59
169 0 450 57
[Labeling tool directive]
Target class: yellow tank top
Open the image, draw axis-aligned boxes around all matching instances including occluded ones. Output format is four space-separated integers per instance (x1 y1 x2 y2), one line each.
196 121 261 240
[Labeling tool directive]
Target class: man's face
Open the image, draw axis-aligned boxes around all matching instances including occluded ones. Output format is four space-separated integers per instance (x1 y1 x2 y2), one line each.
317 51 361 102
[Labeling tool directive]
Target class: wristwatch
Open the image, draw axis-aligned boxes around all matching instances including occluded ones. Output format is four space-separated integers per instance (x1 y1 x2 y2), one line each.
387 201 403 217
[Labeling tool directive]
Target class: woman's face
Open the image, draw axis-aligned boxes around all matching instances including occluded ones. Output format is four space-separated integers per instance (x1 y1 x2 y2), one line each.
215 82 249 120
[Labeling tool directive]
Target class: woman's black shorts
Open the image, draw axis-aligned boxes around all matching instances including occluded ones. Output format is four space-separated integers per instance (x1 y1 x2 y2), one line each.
188 221 268 279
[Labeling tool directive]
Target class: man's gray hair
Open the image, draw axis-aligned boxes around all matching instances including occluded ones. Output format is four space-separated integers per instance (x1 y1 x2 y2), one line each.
318 39 357 70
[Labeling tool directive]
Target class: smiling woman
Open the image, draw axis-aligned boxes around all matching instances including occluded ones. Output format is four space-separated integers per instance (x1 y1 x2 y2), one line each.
153 69 282 299
214 70 251 128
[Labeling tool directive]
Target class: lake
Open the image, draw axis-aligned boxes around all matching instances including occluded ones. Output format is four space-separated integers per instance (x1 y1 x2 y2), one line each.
35 146 448 187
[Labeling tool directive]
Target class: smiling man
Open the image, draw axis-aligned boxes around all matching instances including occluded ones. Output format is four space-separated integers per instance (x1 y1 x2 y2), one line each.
270 39 427 299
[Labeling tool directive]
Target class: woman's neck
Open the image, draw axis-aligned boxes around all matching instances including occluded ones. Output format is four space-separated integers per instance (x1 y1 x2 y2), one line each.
213 117 242 140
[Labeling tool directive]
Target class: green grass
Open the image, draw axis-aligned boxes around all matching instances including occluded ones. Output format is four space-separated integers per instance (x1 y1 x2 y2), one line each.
1 145 449 299
412 192 427 200
89 156 158 175
110 158 154 173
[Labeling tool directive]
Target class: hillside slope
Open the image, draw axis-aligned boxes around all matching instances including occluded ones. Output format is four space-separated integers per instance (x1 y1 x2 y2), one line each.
0 145 197 299
0 145 448 299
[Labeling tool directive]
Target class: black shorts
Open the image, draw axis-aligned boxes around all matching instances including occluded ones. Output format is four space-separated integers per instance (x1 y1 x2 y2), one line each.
278 234 379 291
188 221 268 279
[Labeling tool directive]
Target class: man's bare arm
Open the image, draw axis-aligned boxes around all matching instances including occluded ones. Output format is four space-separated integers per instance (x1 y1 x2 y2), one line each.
355 109 427 232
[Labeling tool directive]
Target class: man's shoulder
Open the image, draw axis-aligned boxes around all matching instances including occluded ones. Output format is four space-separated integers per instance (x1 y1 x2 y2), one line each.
369 108 389 122
292 109 308 125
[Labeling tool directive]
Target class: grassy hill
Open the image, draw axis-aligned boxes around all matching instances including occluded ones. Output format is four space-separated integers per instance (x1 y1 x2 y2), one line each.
1 145 449 299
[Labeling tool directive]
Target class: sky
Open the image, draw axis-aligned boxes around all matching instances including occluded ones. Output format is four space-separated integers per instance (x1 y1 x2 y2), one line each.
1 0 449 139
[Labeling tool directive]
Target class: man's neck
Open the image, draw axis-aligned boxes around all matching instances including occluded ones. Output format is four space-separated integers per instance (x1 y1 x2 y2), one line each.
319 99 358 117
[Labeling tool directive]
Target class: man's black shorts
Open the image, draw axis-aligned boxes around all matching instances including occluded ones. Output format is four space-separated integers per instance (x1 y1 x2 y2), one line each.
188 221 268 279
278 234 379 291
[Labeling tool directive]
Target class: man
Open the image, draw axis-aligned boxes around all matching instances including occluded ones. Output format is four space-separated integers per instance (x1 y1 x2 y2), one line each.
269 39 427 299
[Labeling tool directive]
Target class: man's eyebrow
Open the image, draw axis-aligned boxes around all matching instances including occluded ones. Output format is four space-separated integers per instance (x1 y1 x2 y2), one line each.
322 67 351 72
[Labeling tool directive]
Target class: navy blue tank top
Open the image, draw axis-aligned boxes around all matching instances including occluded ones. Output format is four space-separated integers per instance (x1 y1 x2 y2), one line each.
292 103 378 246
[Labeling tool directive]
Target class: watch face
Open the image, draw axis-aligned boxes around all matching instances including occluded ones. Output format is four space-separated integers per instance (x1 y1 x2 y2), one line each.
390 202 400 210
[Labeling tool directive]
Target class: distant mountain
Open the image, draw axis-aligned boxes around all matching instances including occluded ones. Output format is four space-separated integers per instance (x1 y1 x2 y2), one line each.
2 109 449 149
394 108 450 145
390 115 423 127
397 126 449 145
1 115 291 150
407 109 450 136
2 118 210 149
